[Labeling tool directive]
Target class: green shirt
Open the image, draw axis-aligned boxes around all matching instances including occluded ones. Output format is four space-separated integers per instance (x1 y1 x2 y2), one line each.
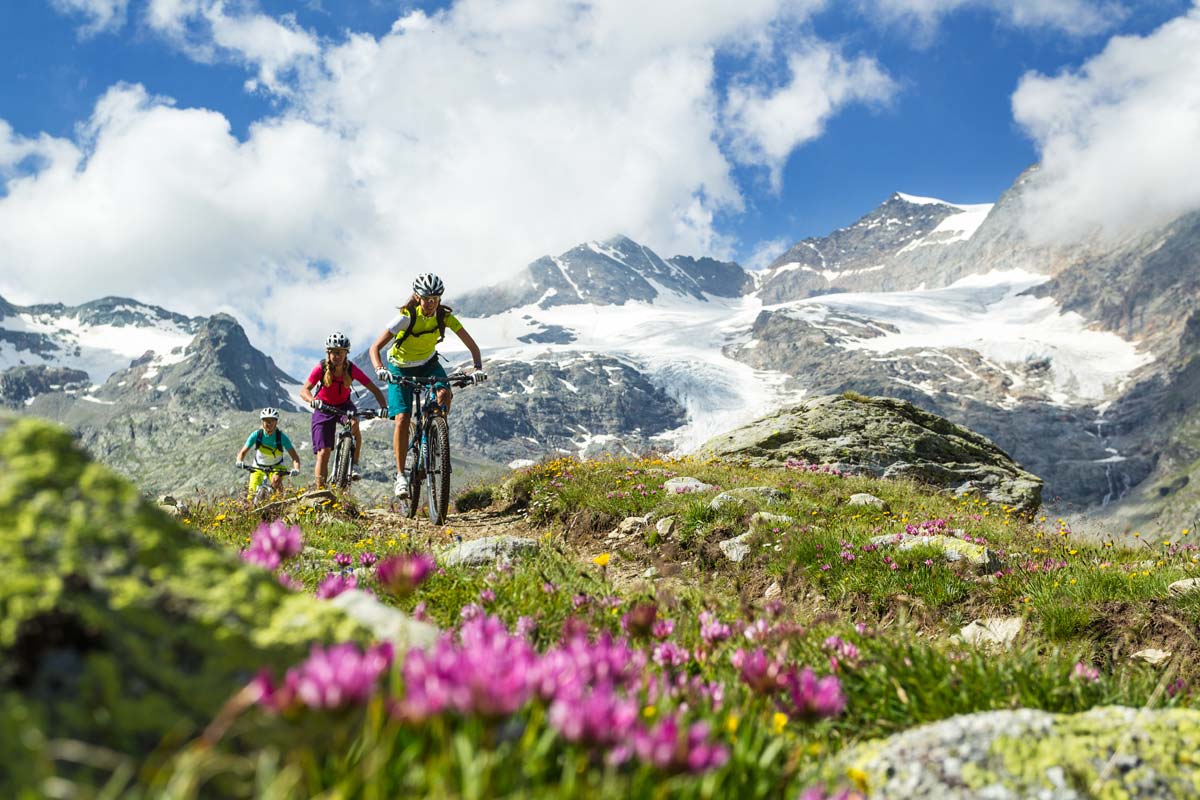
385 307 463 367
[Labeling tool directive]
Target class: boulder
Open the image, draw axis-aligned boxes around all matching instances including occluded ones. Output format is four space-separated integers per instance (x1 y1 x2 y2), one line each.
439 535 538 567
848 493 889 511
709 486 788 511
655 516 677 537
824 706 1200 799
956 617 1024 650
1168 578 1200 598
0 416 374 791
696 394 1043 514
871 532 1001 573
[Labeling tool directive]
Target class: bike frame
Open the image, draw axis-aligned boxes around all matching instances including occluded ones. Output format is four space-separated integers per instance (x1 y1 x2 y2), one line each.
389 371 475 522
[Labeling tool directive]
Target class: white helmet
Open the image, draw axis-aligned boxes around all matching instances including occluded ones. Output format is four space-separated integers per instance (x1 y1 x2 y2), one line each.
325 331 350 350
260 407 279 420
413 273 445 297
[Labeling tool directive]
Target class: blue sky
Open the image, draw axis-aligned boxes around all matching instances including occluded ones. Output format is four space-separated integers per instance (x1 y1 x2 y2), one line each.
1 0 1197 369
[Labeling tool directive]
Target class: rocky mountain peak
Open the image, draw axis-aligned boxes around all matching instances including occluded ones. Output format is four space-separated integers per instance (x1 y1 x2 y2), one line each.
71 296 201 331
454 235 750 317
95 313 300 411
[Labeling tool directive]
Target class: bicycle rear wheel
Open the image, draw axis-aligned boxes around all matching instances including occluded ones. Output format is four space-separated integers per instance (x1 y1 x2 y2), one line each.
332 436 353 490
425 415 451 525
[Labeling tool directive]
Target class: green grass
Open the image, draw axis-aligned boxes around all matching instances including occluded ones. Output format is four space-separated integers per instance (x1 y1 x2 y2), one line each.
77 454 1200 798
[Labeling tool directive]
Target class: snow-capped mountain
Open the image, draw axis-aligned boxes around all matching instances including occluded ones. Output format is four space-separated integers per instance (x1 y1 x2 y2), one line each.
7 163 1200 533
0 295 300 412
756 192 993 302
0 295 201 405
453 234 750 319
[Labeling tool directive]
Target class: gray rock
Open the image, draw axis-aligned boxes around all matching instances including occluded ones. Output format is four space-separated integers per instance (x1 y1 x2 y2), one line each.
663 477 717 495
823 706 1200 799
440 535 538 567
957 617 1024 650
718 533 752 563
618 515 651 533
655 516 677 537
848 492 889 511
871 532 1001 573
328 589 439 650
709 486 788 512
1167 578 1200 598
763 581 781 600
697 394 1042 514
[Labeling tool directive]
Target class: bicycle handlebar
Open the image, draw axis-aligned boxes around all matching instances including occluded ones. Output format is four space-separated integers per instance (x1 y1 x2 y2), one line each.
385 371 478 389
239 463 296 474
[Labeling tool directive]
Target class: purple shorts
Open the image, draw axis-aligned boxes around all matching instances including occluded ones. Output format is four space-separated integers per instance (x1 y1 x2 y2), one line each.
311 401 355 453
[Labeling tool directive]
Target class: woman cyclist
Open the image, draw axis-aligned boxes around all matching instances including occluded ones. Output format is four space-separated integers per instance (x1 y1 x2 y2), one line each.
300 332 388 489
368 273 485 499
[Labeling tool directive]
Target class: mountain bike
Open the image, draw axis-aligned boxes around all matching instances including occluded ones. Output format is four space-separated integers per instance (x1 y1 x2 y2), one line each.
239 463 296 503
329 407 383 490
388 372 481 524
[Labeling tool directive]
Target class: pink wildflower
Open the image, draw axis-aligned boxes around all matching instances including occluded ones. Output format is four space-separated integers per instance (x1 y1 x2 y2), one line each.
376 553 435 597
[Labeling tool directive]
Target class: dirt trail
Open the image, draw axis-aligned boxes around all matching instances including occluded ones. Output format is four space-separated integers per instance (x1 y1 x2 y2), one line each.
359 506 538 544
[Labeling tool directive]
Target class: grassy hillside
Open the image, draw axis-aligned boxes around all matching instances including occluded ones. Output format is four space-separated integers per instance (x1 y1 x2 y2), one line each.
56 455 1200 797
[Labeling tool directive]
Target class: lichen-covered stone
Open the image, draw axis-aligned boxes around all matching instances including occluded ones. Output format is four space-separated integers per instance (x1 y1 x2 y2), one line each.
870 532 1001 573
0 416 373 791
709 486 788 511
695 394 1043 513
848 493 889 511
439 535 538 567
826 706 1200 799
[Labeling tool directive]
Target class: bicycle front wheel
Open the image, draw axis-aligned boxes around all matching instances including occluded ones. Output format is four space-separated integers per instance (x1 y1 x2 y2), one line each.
425 415 451 525
403 432 423 519
333 436 353 490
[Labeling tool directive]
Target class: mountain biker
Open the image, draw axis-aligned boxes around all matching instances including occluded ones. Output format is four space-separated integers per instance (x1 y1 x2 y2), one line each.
236 407 301 499
368 273 485 499
299 332 388 489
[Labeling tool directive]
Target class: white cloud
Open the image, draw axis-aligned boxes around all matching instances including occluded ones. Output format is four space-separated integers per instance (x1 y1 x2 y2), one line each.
8 0 898 374
50 0 129 37
725 43 897 187
864 0 1125 39
145 0 320 93
742 236 793 270
1012 3 1200 242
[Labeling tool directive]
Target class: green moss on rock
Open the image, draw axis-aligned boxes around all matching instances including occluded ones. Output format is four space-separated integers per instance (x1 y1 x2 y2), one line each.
0 416 372 791
826 705 1200 799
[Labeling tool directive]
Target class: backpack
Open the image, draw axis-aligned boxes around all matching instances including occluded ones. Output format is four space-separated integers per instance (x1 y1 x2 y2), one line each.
254 429 283 452
318 358 359 390
393 301 452 349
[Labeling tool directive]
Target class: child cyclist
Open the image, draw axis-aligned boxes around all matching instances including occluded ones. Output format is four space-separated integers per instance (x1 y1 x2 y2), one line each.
236 407 301 499
299 332 389 489
368 273 485 499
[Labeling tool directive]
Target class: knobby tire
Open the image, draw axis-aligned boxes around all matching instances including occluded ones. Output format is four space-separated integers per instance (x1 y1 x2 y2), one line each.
426 415 451 525
333 437 353 490
404 430 423 519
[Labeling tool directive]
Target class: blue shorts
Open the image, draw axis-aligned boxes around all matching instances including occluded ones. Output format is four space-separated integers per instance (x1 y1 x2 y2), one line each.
387 359 448 417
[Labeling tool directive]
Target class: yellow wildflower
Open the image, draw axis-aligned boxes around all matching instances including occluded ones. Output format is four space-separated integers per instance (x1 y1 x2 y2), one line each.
772 712 788 735
592 553 611 567
725 715 739 734
642 706 656 719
